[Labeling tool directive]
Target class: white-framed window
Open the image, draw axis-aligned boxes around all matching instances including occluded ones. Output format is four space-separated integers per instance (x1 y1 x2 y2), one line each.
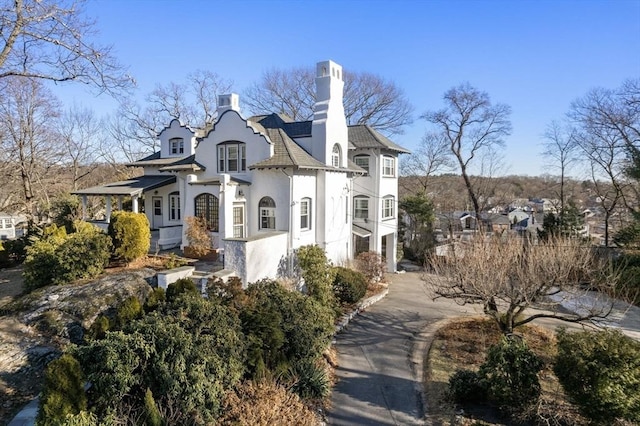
300 198 311 230
354 155 370 174
259 196 276 230
354 196 369 219
382 156 395 177
170 138 184 155
169 192 181 221
233 204 245 238
217 142 246 173
382 196 395 219
332 144 341 167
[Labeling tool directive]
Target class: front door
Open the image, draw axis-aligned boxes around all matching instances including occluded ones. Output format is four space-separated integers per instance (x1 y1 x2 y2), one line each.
152 196 163 229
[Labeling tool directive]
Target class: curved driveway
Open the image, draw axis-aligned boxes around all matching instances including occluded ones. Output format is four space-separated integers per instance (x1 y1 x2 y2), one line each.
328 270 478 425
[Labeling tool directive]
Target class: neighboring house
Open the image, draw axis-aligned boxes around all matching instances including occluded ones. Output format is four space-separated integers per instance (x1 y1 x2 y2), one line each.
0 212 26 240
75 60 409 285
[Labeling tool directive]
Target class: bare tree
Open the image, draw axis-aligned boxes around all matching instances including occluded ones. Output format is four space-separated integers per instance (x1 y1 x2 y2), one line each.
243 66 413 136
110 70 232 159
541 120 579 215
569 82 640 245
400 132 454 195
424 235 620 335
56 104 103 190
0 0 131 93
422 83 512 227
0 77 63 220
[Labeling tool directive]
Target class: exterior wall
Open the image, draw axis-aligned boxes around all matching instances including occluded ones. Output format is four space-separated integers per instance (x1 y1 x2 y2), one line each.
158 119 196 157
142 181 180 229
317 170 351 265
196 110 271 182
291 173 317 249
246 169 290 236
223 232 288 287
351 148 376 240
350 148 399 272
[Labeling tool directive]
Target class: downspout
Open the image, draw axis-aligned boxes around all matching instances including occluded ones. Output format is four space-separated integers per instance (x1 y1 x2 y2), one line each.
281 168 294 274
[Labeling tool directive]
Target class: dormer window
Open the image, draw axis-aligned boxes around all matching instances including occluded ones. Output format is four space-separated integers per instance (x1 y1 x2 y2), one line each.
218 142 246 173
170 138 184 155
332 144 341 168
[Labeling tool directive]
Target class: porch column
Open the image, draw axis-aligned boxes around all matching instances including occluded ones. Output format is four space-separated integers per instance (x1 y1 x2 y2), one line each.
105 196 112 223
117 195 123 211
132 194 139 213
81 195 87 220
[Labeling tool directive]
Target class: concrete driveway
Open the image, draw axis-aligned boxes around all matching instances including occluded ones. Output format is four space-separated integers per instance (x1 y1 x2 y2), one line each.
327 270 481 425
328 268 640 425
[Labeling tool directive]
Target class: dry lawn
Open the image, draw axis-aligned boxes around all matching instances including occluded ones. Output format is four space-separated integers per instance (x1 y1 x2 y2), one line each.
424 317 587 426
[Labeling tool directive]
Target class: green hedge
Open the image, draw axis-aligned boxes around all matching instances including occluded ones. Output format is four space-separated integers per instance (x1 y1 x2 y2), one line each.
108 211 150 263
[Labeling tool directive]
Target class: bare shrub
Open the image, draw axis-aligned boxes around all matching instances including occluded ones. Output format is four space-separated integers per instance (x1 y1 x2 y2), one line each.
355 251 386 283
220 380 318 425
184 216 212 258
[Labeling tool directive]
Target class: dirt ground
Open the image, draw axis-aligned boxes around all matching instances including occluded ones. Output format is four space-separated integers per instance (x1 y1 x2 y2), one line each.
1 265 44 425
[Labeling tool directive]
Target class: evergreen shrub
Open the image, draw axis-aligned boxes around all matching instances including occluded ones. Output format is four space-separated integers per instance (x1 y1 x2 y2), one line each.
447 369 487 403
108 211 150 263
296 245 336 309
166 277 198 302
479 336 543 411
37 354 87 425
555 328 640 424
332 266 367 304
53 228 111 285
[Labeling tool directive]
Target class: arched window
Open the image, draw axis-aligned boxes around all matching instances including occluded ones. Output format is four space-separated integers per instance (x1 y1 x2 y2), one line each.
331 144 341 168
194 193 219 231
259 196 276 230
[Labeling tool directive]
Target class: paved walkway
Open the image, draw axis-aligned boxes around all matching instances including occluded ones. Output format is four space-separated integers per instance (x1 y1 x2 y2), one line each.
327 270 480 425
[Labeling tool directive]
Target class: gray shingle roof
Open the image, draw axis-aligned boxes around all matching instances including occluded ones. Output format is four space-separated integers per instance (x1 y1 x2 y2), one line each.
248 114 312 138
72 175 176 196
249 128 363 173
158 154 205 172
250 128 327 170
248 114 409 154
126 151 189 167
348 125 411 153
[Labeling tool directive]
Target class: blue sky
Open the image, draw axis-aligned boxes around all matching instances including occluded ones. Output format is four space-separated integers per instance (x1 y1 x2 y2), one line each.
56 0 640 177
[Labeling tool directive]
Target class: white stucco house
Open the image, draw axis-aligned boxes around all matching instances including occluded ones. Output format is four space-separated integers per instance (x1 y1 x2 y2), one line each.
75 60 409 285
